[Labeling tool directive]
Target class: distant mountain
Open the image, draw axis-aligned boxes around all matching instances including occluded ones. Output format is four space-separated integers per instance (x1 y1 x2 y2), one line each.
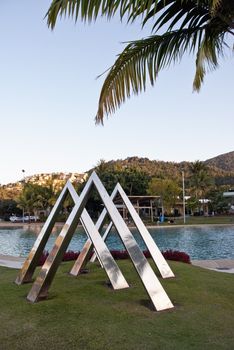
102 154 234 177
1 152 234 200
205 151 234 172
103 157 191 181
93 153 234 187
0 172 87 200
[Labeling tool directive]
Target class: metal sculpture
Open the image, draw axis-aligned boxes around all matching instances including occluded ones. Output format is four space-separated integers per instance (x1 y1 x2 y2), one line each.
16 172 174 311
15 181 129 291
89 183 174 278
15 184 68 285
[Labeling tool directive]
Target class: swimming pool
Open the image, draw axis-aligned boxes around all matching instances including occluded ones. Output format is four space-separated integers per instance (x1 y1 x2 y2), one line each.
0 225 233 260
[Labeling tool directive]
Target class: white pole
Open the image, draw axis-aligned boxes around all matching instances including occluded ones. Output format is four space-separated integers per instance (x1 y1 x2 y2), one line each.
22 170 25 223
182 171 186 224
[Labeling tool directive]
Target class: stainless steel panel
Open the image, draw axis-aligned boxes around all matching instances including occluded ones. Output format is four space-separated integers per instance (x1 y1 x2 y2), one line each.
91 173 173 311
27 175 93 303
23 172 173 311
15 184 69 285
69 194 110 275
90 221 112 263
67 182 128 289
115 183 174 278
27 174 129 303
89 184 174 278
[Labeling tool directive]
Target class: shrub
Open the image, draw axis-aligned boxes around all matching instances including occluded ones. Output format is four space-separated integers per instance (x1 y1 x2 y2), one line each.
161 249 191 264
110 250 129 259
62 250 80 262
38 249 190 266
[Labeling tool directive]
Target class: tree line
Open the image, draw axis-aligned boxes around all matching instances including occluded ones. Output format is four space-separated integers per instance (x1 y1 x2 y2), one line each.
0 159 232 221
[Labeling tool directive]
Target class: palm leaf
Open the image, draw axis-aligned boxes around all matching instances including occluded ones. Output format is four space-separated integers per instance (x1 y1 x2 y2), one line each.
46 0 233 123
95 26 205 124
46 0 163 28
193 31 224 90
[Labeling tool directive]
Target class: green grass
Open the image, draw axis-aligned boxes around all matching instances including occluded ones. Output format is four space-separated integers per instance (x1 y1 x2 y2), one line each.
174 215 234 225
0 260 234 350
143 215 234 226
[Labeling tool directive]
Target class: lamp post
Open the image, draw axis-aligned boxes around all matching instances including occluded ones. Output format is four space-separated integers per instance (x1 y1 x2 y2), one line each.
182 171 186 224
22 169 25 223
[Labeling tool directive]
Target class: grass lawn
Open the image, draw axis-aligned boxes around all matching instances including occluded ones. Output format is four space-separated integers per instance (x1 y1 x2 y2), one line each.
0 260 234 350
155 215 234 226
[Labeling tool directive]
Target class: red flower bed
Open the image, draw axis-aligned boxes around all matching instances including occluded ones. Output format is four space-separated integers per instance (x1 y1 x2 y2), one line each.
161 249 191 264
110 250 129 259
38 249 190 266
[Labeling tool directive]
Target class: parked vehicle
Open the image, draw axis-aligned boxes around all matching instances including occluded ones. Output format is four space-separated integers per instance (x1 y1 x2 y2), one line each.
9 215 39 223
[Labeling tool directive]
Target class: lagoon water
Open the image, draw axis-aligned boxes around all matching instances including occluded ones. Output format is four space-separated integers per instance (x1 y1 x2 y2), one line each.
0 225 234 260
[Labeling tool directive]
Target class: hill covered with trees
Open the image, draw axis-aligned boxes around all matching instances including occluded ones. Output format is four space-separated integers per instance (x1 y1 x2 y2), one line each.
0 151 233 219
205 151 234 173
92 152 234 187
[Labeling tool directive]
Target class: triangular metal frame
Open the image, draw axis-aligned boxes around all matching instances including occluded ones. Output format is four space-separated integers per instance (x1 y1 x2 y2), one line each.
17 172 174 311
15 181 129 292
81 183 174 278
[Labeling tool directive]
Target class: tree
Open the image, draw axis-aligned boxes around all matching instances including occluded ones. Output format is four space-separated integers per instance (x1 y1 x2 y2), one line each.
0 199 21 219
17 182 60 219
93 159 150 195
188 160 214 214
121 168 150 195
0 186 8 200
207 189 230 214
46 0 234 123
17 184 35 218
147 178 180 215
186 195 200 214
189 160 213 199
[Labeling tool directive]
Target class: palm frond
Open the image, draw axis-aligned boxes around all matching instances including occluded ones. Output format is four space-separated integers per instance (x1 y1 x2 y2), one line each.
46 0 233 123
193 31 224 91
210 0 223 15
96 26 205 124
46 0 162 28
142 1 211 33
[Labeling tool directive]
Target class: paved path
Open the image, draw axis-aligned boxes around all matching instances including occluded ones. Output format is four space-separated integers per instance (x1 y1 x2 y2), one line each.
0 254 234 273
0 255 25 269
192 259 234 273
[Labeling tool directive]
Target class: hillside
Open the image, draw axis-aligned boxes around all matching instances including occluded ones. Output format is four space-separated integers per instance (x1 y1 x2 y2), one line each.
205 151 234 172
0 172 87 200
104 157 190 181
1 151 234 200
99 155 234 186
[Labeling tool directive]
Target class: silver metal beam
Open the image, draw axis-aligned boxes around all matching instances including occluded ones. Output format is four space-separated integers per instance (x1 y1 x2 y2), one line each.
70 195 111 276
67 182 104 268
90 221 113 263
26 174 129 303
115 183 174 278
23 172 173 311
66 182 128 287
90 173 174 311
15 184 69 285
16 180 125 289
83 183 174 278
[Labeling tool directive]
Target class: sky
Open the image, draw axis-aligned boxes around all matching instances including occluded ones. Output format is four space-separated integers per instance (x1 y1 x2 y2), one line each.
0 0 233 185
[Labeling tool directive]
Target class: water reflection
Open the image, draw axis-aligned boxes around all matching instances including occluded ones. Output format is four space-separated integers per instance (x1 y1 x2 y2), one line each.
0 225 234 259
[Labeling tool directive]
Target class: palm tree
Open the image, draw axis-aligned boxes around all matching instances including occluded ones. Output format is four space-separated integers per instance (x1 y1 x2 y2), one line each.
46 0 234 124
189 160 212 199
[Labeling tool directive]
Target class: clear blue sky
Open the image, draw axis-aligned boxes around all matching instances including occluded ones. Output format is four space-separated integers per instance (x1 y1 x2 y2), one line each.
0 0 233 184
